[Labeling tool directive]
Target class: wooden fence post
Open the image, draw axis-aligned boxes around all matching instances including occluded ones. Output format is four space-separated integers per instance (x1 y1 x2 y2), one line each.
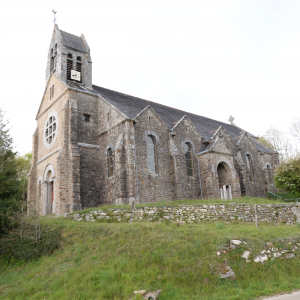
255 204 259 228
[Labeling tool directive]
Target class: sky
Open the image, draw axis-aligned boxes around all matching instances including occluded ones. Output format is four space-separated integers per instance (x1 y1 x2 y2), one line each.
1 0 300 155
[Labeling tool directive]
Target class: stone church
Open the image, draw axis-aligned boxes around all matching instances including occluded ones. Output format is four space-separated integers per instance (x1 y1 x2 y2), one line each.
28 25 278 215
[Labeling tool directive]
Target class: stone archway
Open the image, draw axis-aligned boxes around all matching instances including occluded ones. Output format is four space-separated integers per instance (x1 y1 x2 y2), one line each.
43 164 55 214
217 162 233 200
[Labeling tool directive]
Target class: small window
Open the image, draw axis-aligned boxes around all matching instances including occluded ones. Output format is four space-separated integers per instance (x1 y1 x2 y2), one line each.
77 56 81 62
107 113 110 122
84 114 91 122
146 135 156 173
246 154 254 182
68 53 73 59
107 148 113 177
55 43 57 52
148 116 151 122
184 142 193 176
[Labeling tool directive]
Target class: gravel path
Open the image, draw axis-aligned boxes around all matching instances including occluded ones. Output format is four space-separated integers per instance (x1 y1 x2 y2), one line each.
261 291 300 300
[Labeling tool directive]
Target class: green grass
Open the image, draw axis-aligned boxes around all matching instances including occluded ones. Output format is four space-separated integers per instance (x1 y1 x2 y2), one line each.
76 196 283 215
1 216 300 300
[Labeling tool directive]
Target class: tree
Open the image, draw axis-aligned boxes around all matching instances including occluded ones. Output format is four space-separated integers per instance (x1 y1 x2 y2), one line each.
0 108 19 200
258 127 295 162
15 152 32 201
257 135 275 150
290 117 300 144
0 108 20 233
274 155 300 197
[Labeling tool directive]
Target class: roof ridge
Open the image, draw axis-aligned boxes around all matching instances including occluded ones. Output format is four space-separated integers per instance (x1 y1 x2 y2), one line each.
92 84 237 128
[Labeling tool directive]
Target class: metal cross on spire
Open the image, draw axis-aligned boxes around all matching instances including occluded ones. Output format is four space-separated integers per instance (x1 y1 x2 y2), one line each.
52 10 57 24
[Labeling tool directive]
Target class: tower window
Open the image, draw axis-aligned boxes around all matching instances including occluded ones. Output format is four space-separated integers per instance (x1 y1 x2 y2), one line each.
68 53 73 59
184 142 193 176
146 135 156 173
76 62 82 73
67 59 73 80
83 114 91 122
107 113 110 122
50 49 54 72
107 148 113 177
77 56 81 62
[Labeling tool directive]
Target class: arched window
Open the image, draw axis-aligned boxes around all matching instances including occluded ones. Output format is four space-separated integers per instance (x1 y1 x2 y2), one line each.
67 53 73 80
107 148 113 177
246 154 254 182
45 115 57 145
146 135 156 173
184 142 193 176
267 164 272 183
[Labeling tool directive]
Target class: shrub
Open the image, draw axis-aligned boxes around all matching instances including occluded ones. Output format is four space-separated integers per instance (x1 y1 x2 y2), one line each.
0 219 63 262
274 156 300 197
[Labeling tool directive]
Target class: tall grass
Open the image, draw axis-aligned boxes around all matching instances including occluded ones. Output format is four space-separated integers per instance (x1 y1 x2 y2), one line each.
0 218 299 300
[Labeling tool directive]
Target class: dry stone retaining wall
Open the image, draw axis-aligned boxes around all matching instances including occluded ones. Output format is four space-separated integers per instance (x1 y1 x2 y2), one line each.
73 203 300 225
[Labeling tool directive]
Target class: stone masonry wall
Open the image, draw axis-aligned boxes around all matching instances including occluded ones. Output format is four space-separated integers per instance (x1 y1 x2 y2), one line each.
73 203 300 225
171 117 202 200
134 108 174 203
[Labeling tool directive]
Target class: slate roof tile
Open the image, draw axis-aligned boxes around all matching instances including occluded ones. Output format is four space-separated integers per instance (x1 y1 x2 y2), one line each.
60 30 87 53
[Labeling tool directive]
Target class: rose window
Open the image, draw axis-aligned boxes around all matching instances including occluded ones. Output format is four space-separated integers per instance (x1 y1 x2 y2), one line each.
45 116 57 144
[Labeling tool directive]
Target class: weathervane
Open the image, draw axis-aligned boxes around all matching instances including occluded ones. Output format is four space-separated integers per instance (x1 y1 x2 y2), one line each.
52 10 57 24
228 115 235 125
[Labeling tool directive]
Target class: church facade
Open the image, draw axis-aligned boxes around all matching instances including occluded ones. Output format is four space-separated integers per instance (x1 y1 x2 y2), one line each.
28 25 278 215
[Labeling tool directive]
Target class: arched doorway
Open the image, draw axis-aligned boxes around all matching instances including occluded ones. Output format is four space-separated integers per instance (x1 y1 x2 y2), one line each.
43 164 55 214
217 162 233 200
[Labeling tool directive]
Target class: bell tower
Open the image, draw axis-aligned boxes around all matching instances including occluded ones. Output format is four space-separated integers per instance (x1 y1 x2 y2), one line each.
45 24 92 88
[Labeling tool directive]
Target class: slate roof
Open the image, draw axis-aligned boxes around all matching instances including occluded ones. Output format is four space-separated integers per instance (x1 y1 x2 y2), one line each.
67 82 274 154
92 85 245 138
60 30 87 53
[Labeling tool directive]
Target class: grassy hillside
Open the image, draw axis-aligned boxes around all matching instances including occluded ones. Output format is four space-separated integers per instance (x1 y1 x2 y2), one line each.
1 211 300 300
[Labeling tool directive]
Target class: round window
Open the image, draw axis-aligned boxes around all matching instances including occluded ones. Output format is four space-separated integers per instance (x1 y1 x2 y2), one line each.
43 111 58 149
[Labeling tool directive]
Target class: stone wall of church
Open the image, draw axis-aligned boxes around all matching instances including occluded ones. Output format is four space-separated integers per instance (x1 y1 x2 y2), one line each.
134 109 174 203
98 120 136 205
170 118 202 200
72 91 100 209
238 137 267 198
78 147 101 208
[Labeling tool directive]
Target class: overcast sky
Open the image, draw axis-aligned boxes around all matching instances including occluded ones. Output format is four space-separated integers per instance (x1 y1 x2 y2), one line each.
1 0 300 155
